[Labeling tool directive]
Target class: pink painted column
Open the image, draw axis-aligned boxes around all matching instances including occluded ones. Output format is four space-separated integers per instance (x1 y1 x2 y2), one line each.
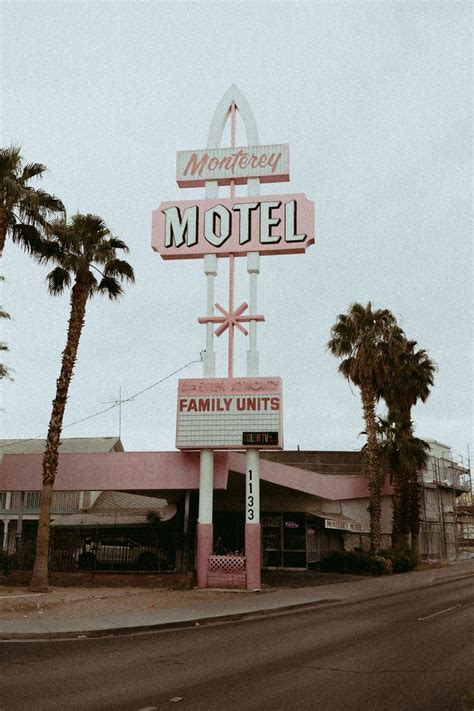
196 523 213 588
245 520 261 590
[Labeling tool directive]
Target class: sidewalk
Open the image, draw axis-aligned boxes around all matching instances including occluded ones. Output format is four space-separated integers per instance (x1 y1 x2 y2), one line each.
0 559 472 640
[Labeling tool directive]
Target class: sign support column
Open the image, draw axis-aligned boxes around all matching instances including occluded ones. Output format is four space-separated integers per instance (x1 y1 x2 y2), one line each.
246 251 262 590
196 253 217 587
153 84 314 589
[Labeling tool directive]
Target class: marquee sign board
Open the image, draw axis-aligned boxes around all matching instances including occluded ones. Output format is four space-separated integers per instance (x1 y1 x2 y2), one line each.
176 377 283 450
152 193 314 259
325 518 362 533
176 143 290 188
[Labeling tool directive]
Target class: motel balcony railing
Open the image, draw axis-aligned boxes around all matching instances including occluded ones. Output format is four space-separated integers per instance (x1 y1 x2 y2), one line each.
0 491 81 514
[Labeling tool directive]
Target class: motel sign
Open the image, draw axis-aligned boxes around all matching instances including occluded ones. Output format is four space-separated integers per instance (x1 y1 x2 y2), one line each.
152 85 314 591
176 143 290 187
153 194 314 259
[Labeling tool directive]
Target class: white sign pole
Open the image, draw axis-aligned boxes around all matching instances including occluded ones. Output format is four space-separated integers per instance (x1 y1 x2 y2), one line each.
195 146 220 588
246 252 262 590
196 255 216 587
208 87 264 591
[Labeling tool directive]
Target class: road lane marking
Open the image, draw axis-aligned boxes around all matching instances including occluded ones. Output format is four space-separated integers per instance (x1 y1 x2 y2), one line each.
418 604 462 621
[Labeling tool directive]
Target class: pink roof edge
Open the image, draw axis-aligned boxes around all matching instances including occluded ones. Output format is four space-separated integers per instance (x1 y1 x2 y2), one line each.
0 450 391 500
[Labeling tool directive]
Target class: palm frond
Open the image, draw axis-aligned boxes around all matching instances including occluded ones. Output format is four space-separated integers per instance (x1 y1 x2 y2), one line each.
107 238 129 252
20 163 47 182
97 276 124 300
103 258 135 282
87 272 99 296
46 267 71 295
10 223 45 255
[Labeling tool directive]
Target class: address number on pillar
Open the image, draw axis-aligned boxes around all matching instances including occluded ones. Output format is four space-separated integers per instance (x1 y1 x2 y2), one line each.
247 469 254 521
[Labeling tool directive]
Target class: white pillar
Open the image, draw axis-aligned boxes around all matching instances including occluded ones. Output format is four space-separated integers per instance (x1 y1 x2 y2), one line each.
196 449 214 587
245 251 262 590
246 252 260 375
197 251 217 587
198 449 214 524
246 449 260 524
203 253 217 377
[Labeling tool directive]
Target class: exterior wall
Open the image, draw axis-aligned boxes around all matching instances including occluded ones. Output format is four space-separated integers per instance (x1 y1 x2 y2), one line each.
1 442 469 563
262 450 364 476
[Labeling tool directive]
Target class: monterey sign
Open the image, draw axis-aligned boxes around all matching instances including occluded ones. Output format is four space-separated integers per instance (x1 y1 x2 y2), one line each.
176 143 290 187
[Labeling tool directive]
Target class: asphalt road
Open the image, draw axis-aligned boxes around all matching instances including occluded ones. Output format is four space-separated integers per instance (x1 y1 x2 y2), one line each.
1 577 473 711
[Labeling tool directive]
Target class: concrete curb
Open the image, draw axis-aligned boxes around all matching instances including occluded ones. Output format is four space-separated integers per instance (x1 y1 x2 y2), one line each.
1 567 472 641
1 598 341 641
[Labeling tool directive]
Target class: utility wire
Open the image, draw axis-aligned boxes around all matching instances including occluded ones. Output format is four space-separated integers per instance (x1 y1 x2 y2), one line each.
0 356 202 451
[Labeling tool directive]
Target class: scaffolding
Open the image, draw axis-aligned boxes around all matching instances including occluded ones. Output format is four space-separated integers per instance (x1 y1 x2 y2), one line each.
420 448 471 562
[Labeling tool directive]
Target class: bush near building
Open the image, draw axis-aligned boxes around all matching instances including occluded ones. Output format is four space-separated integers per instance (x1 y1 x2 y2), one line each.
378 548 418 573
318 548 418 576
0 550 19 577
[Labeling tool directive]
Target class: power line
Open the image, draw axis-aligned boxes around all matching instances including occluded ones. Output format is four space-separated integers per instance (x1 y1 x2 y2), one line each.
0 356 202 451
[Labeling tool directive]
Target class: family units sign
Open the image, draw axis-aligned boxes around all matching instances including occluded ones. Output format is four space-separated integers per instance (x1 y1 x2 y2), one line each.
176 377 283 449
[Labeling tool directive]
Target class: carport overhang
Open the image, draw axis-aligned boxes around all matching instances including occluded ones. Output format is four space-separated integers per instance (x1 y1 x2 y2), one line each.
0 449 392 501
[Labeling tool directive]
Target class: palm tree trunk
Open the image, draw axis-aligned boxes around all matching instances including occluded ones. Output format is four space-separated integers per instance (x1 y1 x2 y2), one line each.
392 469 410 550
0 206 7 256
391 475 404 550
29 280 89 592
409 477 421 557
361 384 382 552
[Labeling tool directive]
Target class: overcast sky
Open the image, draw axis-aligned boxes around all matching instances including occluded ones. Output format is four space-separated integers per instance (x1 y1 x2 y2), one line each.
1 1 472 462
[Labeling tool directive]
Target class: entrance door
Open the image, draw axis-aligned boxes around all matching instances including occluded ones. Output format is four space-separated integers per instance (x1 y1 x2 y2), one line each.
282 513 306 568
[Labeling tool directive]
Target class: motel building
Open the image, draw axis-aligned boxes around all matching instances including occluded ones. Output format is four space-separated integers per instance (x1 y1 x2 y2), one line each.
2 88 471 587
0 437 470 585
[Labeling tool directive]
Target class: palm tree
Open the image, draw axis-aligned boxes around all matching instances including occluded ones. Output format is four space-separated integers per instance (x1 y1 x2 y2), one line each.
375 415 430 551
379 340 435 553
0 146 64 256
29 214 134 592
328 302 404 552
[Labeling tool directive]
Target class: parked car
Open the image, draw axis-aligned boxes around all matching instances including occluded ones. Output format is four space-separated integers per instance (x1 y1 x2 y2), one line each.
76 536 163 571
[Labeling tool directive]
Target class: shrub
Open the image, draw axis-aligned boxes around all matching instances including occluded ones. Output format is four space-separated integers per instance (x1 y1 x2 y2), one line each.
0 550 19 577
378 548 418 573
318 550 390 576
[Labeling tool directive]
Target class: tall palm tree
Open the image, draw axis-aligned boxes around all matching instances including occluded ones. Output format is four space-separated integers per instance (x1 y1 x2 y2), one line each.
29 214 134 592
379 340 435 553
375 415 430 551
328 302 404 552
0 146 64 256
